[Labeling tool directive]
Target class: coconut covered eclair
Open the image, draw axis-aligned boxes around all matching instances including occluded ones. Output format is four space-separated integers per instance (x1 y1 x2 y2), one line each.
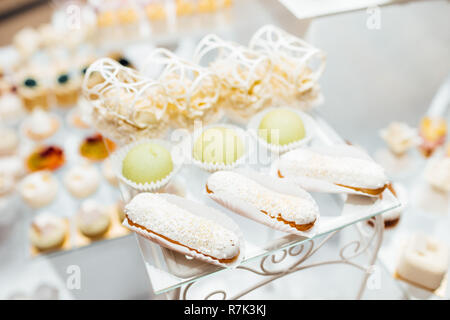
124 193 240 264
278 149 389 196
206 171 319 232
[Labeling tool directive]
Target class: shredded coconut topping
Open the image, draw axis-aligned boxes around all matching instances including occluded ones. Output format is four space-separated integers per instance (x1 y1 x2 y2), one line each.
279 149 387 189
125 193 239 260
207 171 318 225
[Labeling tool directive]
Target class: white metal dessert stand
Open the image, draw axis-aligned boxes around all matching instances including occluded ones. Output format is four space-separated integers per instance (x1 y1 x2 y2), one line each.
166 215 384 300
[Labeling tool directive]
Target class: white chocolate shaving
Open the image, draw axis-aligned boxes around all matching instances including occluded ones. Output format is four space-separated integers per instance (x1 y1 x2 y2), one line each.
207 171 318 225
125 193 239 260
279 149 388 190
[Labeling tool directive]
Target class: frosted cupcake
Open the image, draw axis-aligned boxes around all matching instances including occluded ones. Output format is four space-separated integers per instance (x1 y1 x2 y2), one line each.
77 200 111 238
18 77 50 111
19 171 58 208
54 72 80 107
22 109 60 141
64 163 100 198
29 213 67 251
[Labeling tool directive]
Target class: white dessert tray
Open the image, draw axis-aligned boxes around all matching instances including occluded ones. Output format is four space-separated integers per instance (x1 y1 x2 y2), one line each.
134 111 400 295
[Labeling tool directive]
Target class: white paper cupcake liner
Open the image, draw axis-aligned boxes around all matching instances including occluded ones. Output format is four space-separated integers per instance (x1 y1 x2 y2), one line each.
207 168 319 237
123 193 245 268
110 138 184 194
186 123 253 172
271 144 388 197
247 106 316 154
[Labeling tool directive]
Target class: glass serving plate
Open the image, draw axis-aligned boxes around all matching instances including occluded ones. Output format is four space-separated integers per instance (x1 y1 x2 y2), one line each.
131 111 401 295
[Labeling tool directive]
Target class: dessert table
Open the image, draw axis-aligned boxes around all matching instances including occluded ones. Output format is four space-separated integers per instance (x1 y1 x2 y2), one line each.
0 0 448 301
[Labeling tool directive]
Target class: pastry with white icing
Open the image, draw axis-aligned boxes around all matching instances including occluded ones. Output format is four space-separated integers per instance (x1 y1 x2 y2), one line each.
64 163 100 198
29 213 67 251
206 170 319 232
124 193 240 264
22 109 60 141
77 200 111 238
19 171 58 208
380 122 419 155
278 148 389 196
397 234 449 291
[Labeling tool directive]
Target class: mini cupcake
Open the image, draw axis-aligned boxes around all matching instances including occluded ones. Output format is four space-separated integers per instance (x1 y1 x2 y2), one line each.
380 122 419 156
77 200 111 238
102 158 118 187
79 133 116 161
54 72 80 107
19 171 58 208
26 145 65 172
29 213 67 251
0 127 19 156
67 99 91 130
145 1 166 21
17 77 50 111
191 125 248 172
108 52 134 69
22 109 60 141
64 163 100 198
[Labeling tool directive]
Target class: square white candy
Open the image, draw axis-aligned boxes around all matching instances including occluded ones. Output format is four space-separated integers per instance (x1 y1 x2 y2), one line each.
397 234 449 291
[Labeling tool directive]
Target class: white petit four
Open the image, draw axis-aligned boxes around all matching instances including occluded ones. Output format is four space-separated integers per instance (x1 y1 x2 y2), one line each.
19 171 58 208
397 234 449 291
77 200 111 238
64 163 100 198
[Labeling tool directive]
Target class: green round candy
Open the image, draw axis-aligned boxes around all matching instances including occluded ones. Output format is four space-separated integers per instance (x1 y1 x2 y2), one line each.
122 142 173 184
193 127 244 165
258 109 305 145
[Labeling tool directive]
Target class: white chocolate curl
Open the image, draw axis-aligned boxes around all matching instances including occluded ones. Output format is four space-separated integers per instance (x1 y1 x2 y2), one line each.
143 48 221 128
249 25 326 107
193 34 272 118
82 58 169 144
